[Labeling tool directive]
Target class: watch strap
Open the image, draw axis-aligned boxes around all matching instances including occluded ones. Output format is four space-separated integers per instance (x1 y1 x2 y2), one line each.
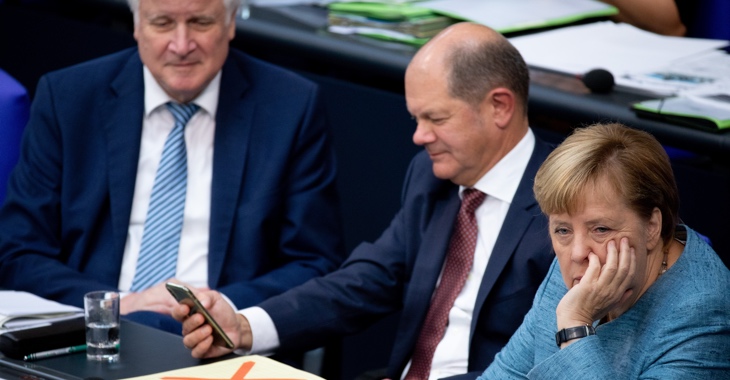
555 325 596 347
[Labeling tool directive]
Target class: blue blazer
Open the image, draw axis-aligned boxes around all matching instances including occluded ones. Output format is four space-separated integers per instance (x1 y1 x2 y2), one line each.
0 48 345 310
259 138 555 379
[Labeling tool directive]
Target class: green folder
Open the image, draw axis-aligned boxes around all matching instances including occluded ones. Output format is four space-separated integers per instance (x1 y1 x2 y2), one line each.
328 2 446 45
328 2 435 21
633 96 730 131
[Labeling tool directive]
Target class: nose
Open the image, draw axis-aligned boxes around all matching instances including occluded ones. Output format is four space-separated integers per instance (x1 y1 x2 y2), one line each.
169 25 196 56
412 121 435 146
570 233 592 264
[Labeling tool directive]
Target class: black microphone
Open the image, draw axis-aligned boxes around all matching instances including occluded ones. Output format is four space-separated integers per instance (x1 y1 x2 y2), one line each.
581 68 615 94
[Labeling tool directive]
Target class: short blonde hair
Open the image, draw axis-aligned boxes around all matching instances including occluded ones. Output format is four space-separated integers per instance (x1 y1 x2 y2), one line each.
533 123 679 246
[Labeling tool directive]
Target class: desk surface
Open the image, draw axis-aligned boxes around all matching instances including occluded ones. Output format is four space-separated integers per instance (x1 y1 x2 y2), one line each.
235 5 730 161
0 319 204 380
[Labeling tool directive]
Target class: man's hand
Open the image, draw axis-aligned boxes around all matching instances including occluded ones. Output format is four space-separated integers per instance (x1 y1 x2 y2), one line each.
171 289 253 359
121 280 207 315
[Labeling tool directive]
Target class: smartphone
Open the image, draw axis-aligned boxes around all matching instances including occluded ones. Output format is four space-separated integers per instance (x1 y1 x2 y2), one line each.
165 283 235 349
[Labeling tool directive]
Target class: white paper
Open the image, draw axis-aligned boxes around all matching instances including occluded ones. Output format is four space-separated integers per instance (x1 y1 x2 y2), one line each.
0 291 82 328
617 51 730 96
637 97 730 121
509 21 729 95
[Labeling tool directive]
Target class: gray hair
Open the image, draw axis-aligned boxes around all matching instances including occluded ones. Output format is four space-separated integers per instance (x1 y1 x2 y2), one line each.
126 0 242 25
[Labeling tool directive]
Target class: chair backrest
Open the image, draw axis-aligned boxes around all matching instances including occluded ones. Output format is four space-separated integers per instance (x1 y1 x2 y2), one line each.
0 68 29 205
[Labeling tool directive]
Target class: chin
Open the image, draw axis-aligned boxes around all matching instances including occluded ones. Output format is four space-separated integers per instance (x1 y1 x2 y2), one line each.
166 83 205 102
431 164 457 181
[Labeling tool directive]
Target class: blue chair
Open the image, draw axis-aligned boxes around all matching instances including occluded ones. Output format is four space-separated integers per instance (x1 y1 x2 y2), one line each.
0 69 29 205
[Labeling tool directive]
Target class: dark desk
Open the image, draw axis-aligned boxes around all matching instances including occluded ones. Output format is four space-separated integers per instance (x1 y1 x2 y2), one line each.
0 320 204 380
236 5 730 161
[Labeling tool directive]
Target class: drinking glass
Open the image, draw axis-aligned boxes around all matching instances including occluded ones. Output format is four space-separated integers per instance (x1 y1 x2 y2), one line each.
83 291 120 362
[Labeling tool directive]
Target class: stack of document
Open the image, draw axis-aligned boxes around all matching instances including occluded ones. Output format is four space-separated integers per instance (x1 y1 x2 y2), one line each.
327 2 456 45
509 21 730 97
632 92 730 131
326 0 615 45
508 21 730 130
0 291 83 332
417 0 616 34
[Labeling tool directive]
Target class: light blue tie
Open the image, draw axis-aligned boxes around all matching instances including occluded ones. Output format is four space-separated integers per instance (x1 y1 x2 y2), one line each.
130 102 199 292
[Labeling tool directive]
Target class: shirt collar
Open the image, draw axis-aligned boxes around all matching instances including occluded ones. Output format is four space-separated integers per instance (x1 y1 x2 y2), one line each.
142 66 221 118
459 128 536 204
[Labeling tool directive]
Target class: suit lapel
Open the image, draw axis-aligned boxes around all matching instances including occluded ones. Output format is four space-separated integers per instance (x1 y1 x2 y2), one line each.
396 185 460 365
208 55 254 287
407 189 459 315
469 139 551 336
104 52 145 273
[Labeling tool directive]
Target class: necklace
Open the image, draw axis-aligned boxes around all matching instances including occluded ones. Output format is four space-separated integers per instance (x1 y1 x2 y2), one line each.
659 236 685 277
658 250 668 276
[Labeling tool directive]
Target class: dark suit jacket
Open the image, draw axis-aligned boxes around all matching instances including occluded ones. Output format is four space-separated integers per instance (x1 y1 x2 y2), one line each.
0 48 344 311
258 138 554 379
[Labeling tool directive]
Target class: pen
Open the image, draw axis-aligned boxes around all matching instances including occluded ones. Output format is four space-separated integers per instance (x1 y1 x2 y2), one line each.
23 344 87 361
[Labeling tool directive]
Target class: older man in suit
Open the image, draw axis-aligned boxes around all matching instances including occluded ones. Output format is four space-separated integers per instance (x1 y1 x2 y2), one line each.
174 22 555 380
0 0 343 332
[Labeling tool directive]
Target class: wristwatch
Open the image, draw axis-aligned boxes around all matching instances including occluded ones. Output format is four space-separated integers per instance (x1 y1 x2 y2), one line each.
555 325 595 347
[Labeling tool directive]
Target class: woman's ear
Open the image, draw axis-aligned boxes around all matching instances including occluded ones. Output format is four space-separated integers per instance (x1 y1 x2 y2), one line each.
646 207 663 251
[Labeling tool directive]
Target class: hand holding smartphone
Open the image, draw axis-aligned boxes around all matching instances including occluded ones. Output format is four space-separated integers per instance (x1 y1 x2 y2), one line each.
165 283 235 349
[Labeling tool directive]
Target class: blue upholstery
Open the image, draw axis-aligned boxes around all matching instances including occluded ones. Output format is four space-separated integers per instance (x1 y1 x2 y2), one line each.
692 0 730 40
0 69 29 205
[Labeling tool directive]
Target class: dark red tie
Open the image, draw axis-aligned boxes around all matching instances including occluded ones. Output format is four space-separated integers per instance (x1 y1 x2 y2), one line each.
405 189 486 380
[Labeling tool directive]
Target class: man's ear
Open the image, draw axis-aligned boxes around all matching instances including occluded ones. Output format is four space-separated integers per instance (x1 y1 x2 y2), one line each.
646 207 663 251
485 87 515 129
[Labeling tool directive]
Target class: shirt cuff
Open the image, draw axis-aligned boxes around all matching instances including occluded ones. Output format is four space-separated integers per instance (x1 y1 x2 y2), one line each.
239 306 280 356
219 292 237 311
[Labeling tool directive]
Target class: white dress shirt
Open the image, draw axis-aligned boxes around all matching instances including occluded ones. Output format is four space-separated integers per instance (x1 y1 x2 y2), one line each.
241 129 536 376
118 67 220 294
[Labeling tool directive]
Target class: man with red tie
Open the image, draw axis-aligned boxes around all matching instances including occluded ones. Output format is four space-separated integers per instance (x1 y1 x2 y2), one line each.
174 22 554 380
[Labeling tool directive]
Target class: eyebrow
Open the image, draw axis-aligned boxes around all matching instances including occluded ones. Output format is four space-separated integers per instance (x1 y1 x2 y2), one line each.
549 215 619 226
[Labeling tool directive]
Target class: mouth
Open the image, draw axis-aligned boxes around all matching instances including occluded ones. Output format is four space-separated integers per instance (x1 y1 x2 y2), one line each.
426 150 444 160
173 62 195 67
169 61 198 68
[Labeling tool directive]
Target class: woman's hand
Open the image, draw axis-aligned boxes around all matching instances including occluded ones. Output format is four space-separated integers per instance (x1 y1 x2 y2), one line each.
556 237 636 336
171 290 253 359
